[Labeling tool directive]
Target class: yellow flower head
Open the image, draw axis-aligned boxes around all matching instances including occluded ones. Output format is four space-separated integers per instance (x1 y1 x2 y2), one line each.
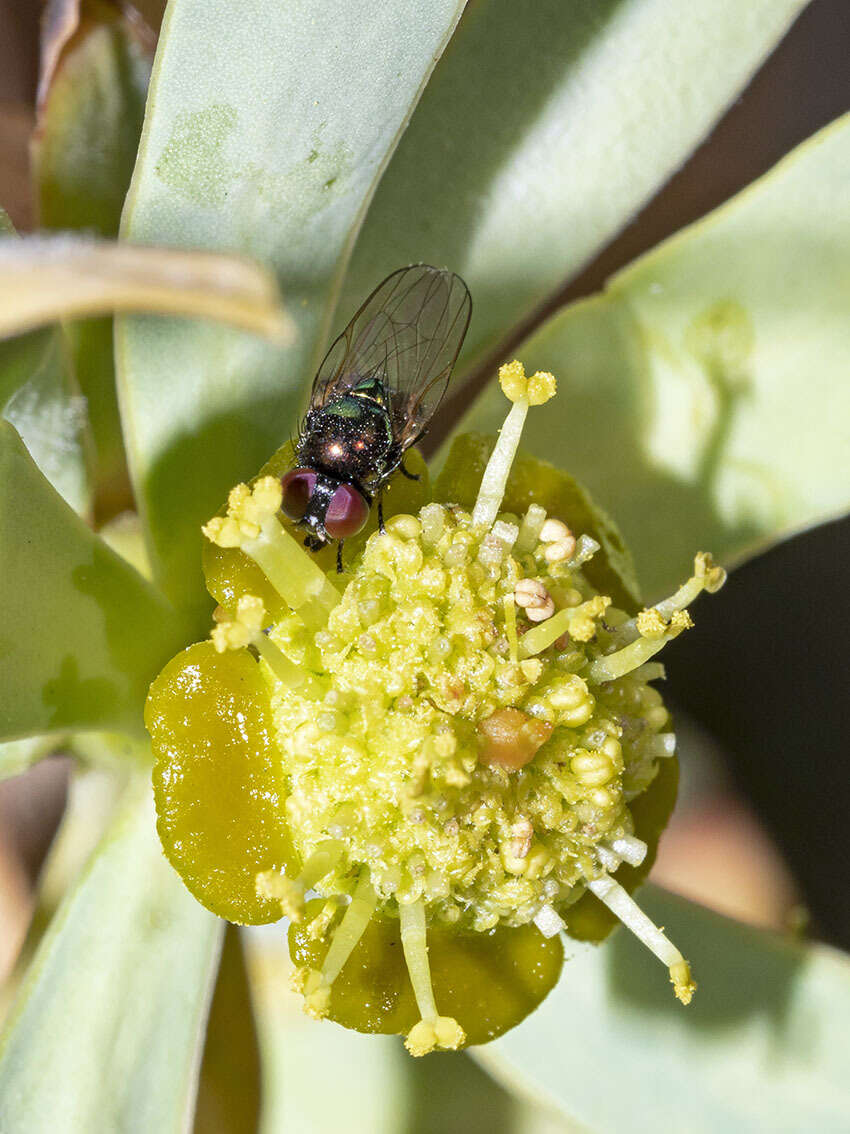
146 364 723 1054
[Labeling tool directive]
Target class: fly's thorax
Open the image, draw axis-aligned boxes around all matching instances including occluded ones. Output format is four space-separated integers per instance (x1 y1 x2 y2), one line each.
265 503 673 932
300 393 396 485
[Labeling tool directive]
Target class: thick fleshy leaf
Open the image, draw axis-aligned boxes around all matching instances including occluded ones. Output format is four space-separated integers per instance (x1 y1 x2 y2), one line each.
455 114 850 597
0 421 189 741
341 0 807 373
480 887 850 1133
34 0 156 516
0 236 291 342
116 0 465 619
0 780 222 1132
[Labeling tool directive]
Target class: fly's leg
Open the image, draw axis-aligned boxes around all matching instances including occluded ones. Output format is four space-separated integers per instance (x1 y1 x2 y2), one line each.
377 497 386 533
400 456 420 481
336 541 344 573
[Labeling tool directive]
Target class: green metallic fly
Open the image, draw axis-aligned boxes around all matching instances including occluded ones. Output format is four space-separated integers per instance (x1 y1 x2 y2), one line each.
281 265 472 568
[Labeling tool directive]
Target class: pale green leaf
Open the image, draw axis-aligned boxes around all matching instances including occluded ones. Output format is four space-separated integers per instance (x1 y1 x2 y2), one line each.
0 779 222 1134
0 736 63 783
0 236 291 342
0 329 53 409
3 328 91 516
0 421 190 742
0 219 91 515
342 0 806 373
452 114 850 596
479 887 850 1133
116 0 466 617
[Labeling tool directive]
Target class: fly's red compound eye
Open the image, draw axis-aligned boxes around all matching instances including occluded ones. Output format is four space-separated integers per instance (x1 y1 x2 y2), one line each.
280 468 317 522
324 484 370 539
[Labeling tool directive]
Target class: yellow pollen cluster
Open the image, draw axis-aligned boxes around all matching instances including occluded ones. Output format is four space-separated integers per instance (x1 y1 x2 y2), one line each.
211 594 265 652
498 359 557 405
202 476 283 547
636 608 694 640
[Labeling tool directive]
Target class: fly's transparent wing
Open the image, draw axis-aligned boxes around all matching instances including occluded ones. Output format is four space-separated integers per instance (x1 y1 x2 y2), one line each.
310 265 471 447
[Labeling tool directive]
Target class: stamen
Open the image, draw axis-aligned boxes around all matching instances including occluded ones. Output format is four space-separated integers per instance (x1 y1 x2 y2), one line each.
587 875 696 1004
256 839 343 923
520 595 610 656
472 361 556 530
586 611 692 683
612 553 726 646
572 534 600 566
211 595 323 695
307 896 344 940
610 835 648 866
400 899 465 1056
202 476 339 628
533 903 566 938
515 503 547 554
630 661 666 682
502 593 519 662
297 870 377 1019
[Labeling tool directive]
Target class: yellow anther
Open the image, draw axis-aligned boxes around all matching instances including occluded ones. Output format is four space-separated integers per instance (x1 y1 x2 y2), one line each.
498 359 528 401
694 551 727 593
301 969 331 1018
202 515 242 548
527 370 556 405
669 610 694 633
497 359 557 406
251 475 284 517
405 1016 465 1057
564 595 610 642
211 594 267 652
255 869 307 922
670 960 697 1005
636 608 668 639
204 477 284 549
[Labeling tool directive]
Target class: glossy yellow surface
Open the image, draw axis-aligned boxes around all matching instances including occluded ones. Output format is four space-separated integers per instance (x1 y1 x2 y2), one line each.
146 641 296 924
289 906 564 1046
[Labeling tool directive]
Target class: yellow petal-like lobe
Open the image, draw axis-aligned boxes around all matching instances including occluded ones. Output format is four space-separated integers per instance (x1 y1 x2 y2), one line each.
289 908 564 1046
146 641 296 924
